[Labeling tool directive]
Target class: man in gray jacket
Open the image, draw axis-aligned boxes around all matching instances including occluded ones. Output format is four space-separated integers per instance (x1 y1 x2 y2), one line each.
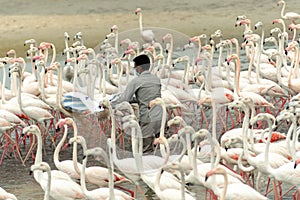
112 54 163 153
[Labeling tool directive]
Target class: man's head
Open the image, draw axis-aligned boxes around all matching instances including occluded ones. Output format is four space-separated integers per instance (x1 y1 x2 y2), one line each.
133 54 150 75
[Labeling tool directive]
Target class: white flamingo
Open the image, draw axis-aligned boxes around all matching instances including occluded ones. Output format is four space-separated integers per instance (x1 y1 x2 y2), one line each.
30 161 85 200
135 8 155 44
277 0 300 23
80 146 133 200
205 166 268 200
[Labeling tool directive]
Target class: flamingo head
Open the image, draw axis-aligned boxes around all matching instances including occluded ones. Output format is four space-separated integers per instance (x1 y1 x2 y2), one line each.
272 18 281 24
167 134 180 144
239 19 251 26
294 158 300 169
55 118 68 130
192 129 210 141
111 24 118 32
22 125 40 136
135 8 141 15
24 38 37 46
167 116 184 127
277 0 284 6
30 162 51 173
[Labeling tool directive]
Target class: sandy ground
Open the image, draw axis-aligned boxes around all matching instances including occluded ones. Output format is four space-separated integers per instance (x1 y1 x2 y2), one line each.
0 0 299 57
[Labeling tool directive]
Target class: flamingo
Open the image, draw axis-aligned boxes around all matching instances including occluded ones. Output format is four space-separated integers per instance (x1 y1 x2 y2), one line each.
30 161 85 200
205 166 269 200
238 112 290 196
277 0 300 24
22 125 72 181
53 121 81 180
226 54 274 108
9 62 54 139
0 186 18 200
68 135 131 188
185 129 246 197
260 112 300 198
154 166 195 200
135 8 155 44
80 146 133 200
62 32 74 82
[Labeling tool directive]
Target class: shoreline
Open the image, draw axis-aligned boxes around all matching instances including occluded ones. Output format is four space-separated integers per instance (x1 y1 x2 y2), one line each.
0 1 299 58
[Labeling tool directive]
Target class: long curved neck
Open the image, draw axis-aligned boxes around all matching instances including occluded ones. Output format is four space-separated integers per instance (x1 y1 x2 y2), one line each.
158 102 167 138
289 115 297 161
1 66 6 104
114 31 118 55
280 1 286 19
247 44 256 81
158 102 167 157
50 45 56 65
239 103 256 172
45 168 51 200
73 137 87 176
81 155 89 195
217 46 224 76
192 137 200 178
197 39 202 58
139 13 143 35
275 53 283 85
71 120 79 169
166 36 173 67
107 149 116 200
154 168 163 198
53 125 68 167
33 131 43 182
72 59 79 91
292 45 299 79
16 70 24 113
183 60 190 85
264 117 277 174
219 171 228 200
233 56 241 98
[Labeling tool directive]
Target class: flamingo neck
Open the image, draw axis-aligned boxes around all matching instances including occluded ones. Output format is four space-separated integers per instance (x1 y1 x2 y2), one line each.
114 32 118 55
50 45 56 65
16 70 24 113
45 168 51 200
219 170 228 200
53 125 68 167
192 137 199 178
34 131 43 182
264 117 278 174
166 37 173 67
292 45 299 79
240 104 251 159
81 156 89 195
72 59 78 91
139 13 143 35
280 1 286 19
1 66 6 104
233 57 241 98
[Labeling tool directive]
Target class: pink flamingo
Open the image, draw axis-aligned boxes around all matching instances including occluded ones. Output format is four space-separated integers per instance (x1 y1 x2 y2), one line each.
205 166 268 200
226 54 274 108
277 0 300 24
135 8 155 44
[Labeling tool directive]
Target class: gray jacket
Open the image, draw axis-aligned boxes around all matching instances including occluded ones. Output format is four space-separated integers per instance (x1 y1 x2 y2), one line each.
113 70 162 123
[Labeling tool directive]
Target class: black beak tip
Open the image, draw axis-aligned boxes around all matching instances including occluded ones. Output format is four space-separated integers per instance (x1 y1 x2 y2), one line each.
205 175 208 182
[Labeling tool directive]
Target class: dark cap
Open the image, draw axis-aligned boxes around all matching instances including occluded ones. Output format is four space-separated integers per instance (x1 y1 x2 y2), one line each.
133 54 150 68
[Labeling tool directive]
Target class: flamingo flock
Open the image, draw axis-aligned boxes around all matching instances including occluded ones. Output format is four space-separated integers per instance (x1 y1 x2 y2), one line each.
2 1 300 199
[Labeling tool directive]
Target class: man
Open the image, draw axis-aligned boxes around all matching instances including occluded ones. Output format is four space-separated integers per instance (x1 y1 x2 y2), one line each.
112 54 163 153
